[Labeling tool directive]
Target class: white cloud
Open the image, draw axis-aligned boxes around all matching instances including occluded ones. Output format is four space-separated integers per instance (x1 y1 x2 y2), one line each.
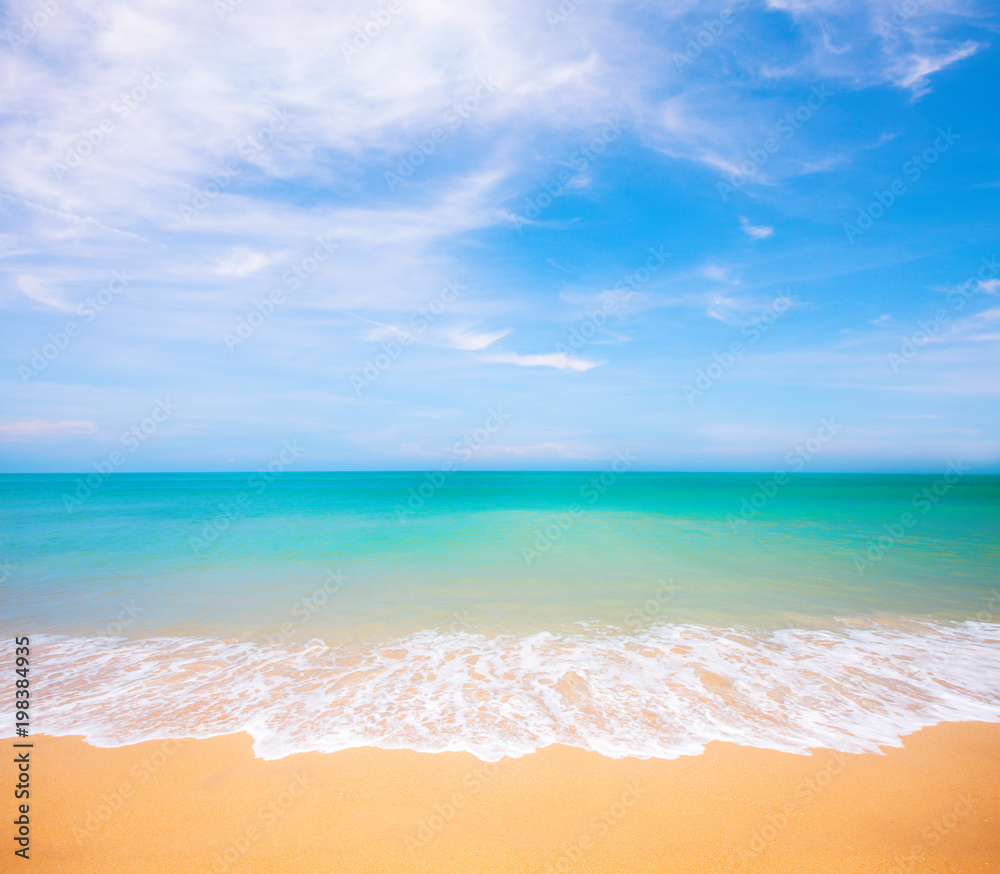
213 247 272 277
947 306 1000 343
16 275 75 312
890 41 983 97
0 420 98 441
705 294 751 324
445 325 511 351
701 265 736 283
739 216 774 240
360 322 405 342
0 0 607 231
637 1 985 183
488 442 595 459
480 351 604 371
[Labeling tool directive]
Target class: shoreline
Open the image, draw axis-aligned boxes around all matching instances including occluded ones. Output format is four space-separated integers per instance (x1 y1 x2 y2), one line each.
3 721 999 872
12 620 1000 764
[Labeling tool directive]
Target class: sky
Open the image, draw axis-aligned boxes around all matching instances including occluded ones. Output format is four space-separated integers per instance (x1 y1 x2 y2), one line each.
0 0 998 473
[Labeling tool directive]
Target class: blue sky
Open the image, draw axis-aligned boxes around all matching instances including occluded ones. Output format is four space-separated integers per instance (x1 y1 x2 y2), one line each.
1 0 998 473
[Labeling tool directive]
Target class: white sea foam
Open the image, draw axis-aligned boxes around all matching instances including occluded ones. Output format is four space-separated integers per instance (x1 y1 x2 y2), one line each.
5 621 1000 761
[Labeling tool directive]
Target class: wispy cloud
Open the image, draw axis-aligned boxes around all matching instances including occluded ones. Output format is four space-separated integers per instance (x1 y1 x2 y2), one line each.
445 325 512 351
480 351 604 371
213 247 273 277
701 265 738 284
889 41 983 97
739 217 774 240
0 421 98 441
488 442 595 460
16 275 74 312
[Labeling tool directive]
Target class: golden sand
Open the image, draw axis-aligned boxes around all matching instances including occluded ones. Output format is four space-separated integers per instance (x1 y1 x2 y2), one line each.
4 721 998 872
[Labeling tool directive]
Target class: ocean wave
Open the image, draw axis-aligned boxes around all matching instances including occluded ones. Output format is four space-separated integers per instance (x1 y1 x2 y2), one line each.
6 621 1000 761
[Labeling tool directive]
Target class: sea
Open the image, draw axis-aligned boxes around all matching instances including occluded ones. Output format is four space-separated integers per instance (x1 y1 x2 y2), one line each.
1 471 998 761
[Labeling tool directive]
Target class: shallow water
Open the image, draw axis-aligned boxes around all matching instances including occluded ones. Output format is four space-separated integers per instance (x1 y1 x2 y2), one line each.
2 471 998 759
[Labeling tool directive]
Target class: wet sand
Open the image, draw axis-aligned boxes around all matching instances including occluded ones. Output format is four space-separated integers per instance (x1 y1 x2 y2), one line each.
3 721 999 872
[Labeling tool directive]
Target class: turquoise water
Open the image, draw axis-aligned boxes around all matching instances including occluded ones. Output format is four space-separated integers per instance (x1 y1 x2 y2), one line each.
2 472 999 759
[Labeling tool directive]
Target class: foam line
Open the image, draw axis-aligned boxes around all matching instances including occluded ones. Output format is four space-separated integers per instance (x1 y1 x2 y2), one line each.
6 621 1000 761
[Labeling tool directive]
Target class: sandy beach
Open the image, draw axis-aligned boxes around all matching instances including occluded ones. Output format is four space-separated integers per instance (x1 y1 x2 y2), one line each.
4 720 998 873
